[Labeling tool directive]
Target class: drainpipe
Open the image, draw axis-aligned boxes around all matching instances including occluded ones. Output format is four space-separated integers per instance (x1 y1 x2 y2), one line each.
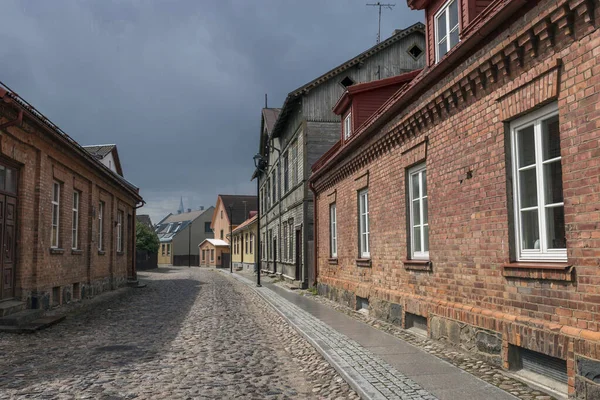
309 180 318 287
132 199 146 281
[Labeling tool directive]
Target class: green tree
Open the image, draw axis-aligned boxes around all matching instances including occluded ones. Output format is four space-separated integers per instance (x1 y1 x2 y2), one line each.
136 221 159 253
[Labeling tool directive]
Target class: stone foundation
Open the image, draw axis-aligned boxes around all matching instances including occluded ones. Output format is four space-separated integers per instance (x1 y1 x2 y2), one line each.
317 282 356 310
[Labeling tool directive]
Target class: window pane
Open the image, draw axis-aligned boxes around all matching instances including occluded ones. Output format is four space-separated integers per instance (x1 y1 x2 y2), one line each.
423 197 428 224
422 171 427 196
437 10 447 39
72 211 77 230
412 199 421 225
413 226 422 252
449 0 458 29
519 168 538 208
520 209 540 250
545 206 566 249
0 166 5 191
544 161 563 204
438 39 448 59
423 225 429 252
52 205 58 224
411 174 420 199
518 125 536 167
5 168 15 193
542 115 560 160
450 28 459 49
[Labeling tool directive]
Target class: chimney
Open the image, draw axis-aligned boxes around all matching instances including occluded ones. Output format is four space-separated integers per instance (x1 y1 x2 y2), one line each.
187 208 191 213
199 206 204 211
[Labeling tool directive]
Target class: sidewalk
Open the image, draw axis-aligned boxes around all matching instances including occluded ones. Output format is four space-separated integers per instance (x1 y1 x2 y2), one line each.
225 270 522 400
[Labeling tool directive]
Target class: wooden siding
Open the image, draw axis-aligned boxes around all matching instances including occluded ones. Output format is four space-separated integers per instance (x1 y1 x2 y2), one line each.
302 32 426 122
354 84 405 129
306 121 341 171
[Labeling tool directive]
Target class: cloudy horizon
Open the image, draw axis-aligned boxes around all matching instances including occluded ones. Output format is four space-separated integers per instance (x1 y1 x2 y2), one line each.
0 0 422 224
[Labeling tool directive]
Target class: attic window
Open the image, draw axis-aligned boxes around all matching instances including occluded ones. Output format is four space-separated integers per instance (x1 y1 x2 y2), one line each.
408 44 423 60
340 76 355 88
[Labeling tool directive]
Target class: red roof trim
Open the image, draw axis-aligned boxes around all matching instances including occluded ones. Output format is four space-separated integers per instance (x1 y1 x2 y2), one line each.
407 0 431 10
332 70 422 116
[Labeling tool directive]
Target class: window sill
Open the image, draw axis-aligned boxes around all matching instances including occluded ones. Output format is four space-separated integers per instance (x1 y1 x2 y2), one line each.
502 262 574 281
403 259 432 271
49 248 64 255
98 250 106 256
356 258 371 267
117 251 124 256
71 249 83 255
328 258 338 265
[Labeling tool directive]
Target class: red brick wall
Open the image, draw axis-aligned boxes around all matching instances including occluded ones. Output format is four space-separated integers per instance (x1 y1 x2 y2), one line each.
314 1 599 394
0 102 138 307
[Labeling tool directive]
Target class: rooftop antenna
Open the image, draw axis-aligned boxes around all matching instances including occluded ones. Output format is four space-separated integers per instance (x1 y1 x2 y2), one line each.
367 2 396 44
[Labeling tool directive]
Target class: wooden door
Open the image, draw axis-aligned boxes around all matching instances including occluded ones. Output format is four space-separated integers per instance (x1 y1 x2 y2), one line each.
295 229 301 281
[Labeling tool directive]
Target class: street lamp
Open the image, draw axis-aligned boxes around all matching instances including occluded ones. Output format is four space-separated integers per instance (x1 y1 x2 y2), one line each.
253 153 267 287
229 204 234 273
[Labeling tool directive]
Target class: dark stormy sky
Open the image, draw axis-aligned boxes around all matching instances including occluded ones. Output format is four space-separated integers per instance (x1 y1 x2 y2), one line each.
0 1 422 223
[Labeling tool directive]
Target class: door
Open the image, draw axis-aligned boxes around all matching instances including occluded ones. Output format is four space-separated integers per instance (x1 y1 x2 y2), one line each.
0 164 18 300
273 238 277 274
295 229 301 281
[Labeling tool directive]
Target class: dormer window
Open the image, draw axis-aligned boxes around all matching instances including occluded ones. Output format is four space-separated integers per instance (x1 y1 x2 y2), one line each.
435 0 459 62
344 113 352 140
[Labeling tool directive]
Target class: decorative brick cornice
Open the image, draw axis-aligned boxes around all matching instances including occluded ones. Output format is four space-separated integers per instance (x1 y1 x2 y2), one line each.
312 0 596 194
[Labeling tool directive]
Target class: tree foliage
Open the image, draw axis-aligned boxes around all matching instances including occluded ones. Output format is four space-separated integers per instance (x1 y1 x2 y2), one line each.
136 221 159 253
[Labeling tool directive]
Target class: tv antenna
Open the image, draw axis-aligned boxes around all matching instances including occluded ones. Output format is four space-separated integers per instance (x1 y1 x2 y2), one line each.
366 2 395 44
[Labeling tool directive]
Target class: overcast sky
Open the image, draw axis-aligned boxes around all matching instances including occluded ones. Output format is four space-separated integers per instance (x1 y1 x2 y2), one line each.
0 0 422 223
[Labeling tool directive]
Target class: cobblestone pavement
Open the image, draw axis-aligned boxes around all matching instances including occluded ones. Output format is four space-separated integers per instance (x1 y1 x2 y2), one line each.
230 272 437 400
302 290 556 400
0 267 358 400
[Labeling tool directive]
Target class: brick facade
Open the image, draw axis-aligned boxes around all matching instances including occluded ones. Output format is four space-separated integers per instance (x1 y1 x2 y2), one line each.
0 86 142 310
311 1 600 397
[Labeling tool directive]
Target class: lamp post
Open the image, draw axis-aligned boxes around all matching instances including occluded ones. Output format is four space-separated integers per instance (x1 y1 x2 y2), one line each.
229 204 233 273
188 221 192 268
253 153 267 287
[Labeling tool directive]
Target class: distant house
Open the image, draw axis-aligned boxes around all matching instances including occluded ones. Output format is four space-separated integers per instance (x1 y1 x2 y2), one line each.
82 144 123 176
155 206 214 266
210 195 258 242
232 214 257 272
199 239 230 268
136 214 153 229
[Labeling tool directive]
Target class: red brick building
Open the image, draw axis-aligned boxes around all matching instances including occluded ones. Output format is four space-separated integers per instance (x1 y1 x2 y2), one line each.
0 82 143 311
311 0 599 396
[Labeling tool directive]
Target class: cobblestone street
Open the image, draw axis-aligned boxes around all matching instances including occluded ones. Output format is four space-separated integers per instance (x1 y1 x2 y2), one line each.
0 267 357 400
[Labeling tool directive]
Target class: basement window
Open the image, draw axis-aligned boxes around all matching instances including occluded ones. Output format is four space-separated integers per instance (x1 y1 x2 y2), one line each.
509 345 568 394
356 296 369 314
405 312 427 336
340 76 355 88
408 44 424 60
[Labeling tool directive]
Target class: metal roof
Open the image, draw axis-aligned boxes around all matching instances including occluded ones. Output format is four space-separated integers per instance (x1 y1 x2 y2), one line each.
199 238 229 247
82 144 116 158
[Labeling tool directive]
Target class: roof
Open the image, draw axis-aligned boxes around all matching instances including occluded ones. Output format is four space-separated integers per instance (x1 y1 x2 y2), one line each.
270 22 425 139
0 82 141 201
82 144 115 158
136 214 153 228
161 208 208 224
332 70 422 115
217 195 258 225
199 238 229 247
154 207 214 241
232 215 257 234
262 108 281 135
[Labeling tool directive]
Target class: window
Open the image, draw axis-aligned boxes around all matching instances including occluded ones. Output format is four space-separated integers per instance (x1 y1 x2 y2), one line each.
283 222 288 261
344 113 352 140
162 244 165 256
435 0 459 62
210 249 215 262
267 178 271 209
291 141 298 186
98 201 104 251
340 76 355 88
409 164 429 259
272 174 276 204
268 229 273 259
358 189 370 258
167 243 171 256
330 203 337 257
202 249 206 261
511 104 566 262
283 152 289 193
288 219 294 261
250 233 254 254
205 222 211 233
220 229 224 240
117 210 124 253
72 191 79 249
408 44 424 60
262 233 266 260
277 162 281 200
245 233 249 254
221 210 223 219
51 181 60 248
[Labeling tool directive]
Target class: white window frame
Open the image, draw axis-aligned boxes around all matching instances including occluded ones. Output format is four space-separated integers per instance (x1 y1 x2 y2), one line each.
409 164 429 260
117 210 123 253
510 103 566 262
434 0 459 63
250 233 254 254
358 189 370 258
330 203 337 257
288 219 294 262
344 113 352 140
72 191 79 249
51 181 60 248
98 201 104 251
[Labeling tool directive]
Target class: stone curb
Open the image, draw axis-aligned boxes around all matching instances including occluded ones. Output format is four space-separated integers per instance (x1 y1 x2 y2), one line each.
219 270 399 400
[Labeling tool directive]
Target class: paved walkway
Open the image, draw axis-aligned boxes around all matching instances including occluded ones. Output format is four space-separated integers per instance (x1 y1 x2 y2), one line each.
228 271 520 400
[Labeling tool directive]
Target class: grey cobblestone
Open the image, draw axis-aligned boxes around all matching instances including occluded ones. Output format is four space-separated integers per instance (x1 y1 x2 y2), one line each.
230 273 438 400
